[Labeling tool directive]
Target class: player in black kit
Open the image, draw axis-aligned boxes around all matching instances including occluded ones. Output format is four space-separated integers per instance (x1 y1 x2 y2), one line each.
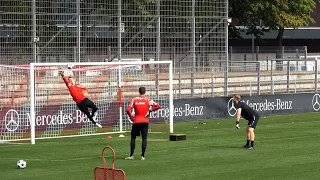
232 94 260 150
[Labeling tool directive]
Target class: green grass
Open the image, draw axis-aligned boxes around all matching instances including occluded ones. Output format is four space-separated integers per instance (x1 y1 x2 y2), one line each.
1 112 320 180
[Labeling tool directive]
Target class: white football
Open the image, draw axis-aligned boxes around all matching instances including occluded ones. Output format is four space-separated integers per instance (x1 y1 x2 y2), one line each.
17 160 27 169
67 64 74 69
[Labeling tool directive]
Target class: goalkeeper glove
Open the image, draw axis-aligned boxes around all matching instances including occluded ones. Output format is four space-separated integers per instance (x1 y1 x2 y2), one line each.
145 106 152 118
145 110 152 118
58 71 64 76
236 121 239 129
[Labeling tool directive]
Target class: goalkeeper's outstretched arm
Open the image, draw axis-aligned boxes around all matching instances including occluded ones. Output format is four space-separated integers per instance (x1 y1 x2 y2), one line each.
59 71 71 88
58 70 64 77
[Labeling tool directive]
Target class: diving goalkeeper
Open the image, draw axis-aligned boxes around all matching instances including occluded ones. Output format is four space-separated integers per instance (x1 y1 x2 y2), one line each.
58 71 102 128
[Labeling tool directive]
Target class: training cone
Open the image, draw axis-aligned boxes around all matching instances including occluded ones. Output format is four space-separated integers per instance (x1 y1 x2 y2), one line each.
119 134 125 138
106 135 112 139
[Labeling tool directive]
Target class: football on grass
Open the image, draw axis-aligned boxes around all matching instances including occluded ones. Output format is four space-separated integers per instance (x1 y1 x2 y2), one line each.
17 160 27 169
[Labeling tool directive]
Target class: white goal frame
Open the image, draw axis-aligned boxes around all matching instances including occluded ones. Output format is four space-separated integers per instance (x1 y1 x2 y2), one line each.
29 61 173 144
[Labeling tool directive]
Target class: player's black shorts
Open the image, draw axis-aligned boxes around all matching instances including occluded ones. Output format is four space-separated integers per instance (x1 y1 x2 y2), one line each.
76 98 98 113
248 115 260 129
131 123 148 137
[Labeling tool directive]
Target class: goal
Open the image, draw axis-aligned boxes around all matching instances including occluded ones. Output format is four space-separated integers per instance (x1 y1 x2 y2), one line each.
0 61 173 144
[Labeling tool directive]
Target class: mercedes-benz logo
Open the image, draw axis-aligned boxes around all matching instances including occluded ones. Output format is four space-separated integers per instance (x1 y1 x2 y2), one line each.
5 109 19 132
312 94 320 111
228 98 237 116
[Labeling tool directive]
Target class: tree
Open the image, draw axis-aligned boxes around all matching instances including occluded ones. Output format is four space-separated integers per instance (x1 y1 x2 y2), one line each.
229 0 318 47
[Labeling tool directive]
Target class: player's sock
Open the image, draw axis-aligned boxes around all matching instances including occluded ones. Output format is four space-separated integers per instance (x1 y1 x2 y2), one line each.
243 140 250 148
251 141 254 147
246 140 250 146
84 111 96 124
90 118 97 124
92 110 97 120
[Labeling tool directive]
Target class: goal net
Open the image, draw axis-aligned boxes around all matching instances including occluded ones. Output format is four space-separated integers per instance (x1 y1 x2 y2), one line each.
0 61 173 144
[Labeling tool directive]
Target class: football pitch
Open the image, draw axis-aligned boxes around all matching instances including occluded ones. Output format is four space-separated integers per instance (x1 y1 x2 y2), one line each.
1 112 320 180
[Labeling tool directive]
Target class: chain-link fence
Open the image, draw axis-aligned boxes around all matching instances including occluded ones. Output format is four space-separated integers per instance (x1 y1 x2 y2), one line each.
2 1 318 99
170 58 319 99
0 0 228 66
0 0 229 98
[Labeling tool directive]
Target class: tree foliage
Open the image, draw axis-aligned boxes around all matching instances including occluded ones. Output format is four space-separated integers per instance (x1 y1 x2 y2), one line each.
229 0 318 43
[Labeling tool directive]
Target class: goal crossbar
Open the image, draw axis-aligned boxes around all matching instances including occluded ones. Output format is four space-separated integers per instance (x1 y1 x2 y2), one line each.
23 61 173 144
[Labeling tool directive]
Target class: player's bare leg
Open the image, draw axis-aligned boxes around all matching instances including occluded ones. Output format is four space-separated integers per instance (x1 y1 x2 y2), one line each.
244 125 251 148
248 127 255 149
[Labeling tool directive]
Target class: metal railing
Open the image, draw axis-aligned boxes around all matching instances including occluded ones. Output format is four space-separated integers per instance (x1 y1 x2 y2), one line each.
170 58 319 99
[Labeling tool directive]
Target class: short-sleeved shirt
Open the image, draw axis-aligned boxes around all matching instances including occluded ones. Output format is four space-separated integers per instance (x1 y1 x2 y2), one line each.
236 101 259 121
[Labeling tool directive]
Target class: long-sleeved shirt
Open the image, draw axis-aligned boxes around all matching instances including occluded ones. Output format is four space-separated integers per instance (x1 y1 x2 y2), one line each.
62 76 88 103
126 95 161 124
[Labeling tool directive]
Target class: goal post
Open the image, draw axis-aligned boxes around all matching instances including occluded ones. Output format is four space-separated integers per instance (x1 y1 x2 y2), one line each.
29 61 174 144
0 61 173 144
30 64 36 145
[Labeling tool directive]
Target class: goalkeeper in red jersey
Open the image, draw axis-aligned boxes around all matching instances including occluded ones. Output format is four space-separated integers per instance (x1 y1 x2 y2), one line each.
125 87 161 160
58 71 102 128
